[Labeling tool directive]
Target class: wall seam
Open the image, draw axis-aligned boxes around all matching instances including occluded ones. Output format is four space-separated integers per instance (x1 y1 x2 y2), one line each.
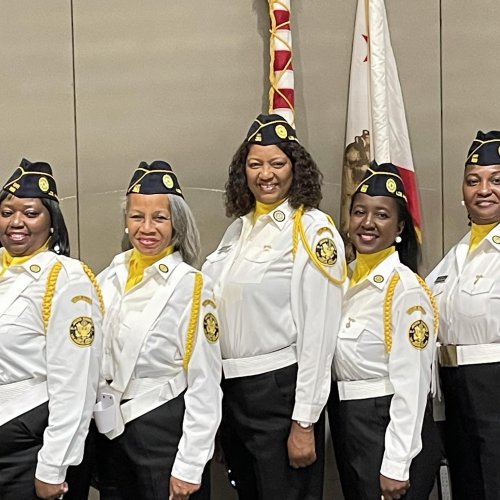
439 0 444 257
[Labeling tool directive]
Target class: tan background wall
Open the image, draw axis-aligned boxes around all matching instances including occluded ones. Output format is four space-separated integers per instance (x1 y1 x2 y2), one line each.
2 1 500 498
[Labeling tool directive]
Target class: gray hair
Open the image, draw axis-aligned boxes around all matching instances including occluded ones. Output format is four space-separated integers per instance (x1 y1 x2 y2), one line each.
168 194 201 267
123 194 201 266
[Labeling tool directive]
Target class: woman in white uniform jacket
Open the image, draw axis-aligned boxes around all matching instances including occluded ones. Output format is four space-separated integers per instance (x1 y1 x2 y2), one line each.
95 161 222 500
0 159 103 500
426 131 500 500
329 162 441 500
202 114 346 500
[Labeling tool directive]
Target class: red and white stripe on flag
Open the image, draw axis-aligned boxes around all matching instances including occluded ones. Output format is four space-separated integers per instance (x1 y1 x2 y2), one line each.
268 0 294 126
342 0 422 238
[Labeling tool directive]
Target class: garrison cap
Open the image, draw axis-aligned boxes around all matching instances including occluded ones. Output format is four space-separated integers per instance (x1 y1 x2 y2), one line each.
245 113 298 145
126 160 184 198
2 158 58 202
465 130 500 167
354 161 407 201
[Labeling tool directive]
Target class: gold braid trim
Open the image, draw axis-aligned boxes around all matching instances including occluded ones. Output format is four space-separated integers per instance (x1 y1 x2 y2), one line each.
383 273 400 353
81 262 105 316
41 262 63 333
415 274 439 336
292 205 347 285
182 272 203 370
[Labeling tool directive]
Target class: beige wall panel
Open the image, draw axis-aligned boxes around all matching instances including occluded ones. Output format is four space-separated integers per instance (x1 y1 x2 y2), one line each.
441 0 500 255
385 0 442 274
0 1 78 254
73 0 268 271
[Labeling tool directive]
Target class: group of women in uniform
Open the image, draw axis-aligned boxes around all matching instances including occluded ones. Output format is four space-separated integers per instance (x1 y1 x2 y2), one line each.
0 115 499 500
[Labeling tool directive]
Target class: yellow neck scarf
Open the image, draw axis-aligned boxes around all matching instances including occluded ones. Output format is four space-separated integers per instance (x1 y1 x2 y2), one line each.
252 199 286 224
125 245 175 292
350 246 395 288
0 242 49 278
469 222 498 254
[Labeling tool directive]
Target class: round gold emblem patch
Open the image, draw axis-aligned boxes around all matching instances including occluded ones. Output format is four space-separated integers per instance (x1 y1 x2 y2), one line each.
203 313 219 343
315 238 337 266
386 178 397 194
492 235 500 245
69 317 95 347
373 275 384 283
273 210 285 222
163 174 174 189
30 264 41 273
159 264 169 273
408 319 429 350
275 124 288 139
39 177 50 192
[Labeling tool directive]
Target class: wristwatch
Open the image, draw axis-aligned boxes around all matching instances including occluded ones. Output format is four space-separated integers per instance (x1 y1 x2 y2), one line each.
295 420 313 429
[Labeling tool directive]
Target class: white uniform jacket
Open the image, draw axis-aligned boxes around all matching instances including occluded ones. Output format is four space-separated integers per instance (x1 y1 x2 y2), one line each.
98 250 222 484
202 200 345 424
0 249 103 484
334 252 436 481
426 225 500 346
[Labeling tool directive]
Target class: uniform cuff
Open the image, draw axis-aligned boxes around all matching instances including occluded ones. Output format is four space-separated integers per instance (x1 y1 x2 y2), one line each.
291 402 321 423
35 462 68 484
380 454 411 481
172 456 203 485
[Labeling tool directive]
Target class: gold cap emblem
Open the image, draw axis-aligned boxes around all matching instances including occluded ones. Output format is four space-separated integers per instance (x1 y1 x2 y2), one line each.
163 174 174 189
275 124 288 139
39 177 49 192
386 178 397 194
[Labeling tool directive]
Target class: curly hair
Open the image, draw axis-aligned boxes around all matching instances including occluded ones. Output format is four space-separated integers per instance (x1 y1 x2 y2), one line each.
224 141 323 218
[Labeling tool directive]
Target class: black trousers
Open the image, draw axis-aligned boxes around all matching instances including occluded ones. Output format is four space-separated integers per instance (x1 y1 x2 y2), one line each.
440 362 500 500
328 387 441 500
0 403 90 500
96 391 210 500
220 363 325 500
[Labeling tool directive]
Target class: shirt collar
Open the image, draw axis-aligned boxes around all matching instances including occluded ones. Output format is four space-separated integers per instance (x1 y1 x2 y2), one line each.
242 199 295 231
15 250 57 280
350 250 401 292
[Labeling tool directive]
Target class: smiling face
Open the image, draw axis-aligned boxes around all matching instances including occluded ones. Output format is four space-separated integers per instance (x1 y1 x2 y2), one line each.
349 193 404 254
245 144 293 204
126 193 173 256
463 164 500 225
0 195 51 257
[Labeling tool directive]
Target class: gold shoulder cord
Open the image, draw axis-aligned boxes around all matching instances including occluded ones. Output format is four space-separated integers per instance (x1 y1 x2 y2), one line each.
42 262 63 333
41 261 106 334
81 262 105 316
415 274 439 336
291 205 347 285
383 272 439 353
182 272 203 370
383 273 400 353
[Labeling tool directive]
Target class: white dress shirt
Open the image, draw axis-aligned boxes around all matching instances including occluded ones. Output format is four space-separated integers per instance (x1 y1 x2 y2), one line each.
98 250 222 484
202 200 345 424
426 224 500 345
0 249 102 484
334 252 436 481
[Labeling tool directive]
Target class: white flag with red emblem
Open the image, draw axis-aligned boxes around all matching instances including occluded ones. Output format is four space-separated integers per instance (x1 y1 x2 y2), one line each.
340 0 422 242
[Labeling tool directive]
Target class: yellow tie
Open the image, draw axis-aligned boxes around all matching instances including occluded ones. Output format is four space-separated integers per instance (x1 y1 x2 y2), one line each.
468 222 498 254
0 242 49 278
350 246 395 288
125 245 175 292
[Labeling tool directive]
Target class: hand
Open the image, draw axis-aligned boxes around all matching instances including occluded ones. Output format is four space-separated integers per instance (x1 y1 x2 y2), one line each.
34 478 68 499
287 421 316 468
168 475 201 500
380 474 410 500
